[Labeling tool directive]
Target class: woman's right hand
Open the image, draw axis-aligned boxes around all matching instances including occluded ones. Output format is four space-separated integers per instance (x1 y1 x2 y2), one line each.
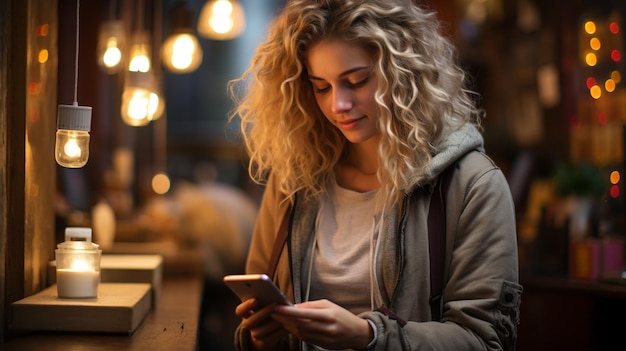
236 298 290 350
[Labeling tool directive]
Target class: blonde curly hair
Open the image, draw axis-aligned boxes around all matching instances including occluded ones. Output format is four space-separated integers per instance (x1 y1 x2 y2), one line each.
229 0 481 206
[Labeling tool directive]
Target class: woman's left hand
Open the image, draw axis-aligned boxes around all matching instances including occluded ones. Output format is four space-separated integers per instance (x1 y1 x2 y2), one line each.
271 299 373 350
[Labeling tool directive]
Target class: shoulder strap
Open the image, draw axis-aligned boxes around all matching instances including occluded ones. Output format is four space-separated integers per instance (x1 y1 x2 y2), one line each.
266 206 291 279
428 164 455 322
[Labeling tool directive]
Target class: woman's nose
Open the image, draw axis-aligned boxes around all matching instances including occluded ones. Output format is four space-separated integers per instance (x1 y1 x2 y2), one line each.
331 88 353 114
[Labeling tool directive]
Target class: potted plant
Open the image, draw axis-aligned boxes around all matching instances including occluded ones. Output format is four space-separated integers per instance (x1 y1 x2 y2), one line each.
553 162 605 240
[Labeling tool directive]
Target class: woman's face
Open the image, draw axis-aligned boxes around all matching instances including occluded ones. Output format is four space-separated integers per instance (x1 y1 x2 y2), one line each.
306 38 380 144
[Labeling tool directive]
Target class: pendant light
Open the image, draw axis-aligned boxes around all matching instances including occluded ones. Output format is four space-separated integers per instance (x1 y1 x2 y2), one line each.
127 0 152 73
162 0 203 73
120 71 164 126
197 0 246 40
56 0 92 168
120 0 164 126
128 30 152 73
97 21 125 74
96 1 125 74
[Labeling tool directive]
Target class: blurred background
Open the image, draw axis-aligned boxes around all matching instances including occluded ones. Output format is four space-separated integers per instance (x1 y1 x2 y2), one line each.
2 0 626 350
52 0 626 233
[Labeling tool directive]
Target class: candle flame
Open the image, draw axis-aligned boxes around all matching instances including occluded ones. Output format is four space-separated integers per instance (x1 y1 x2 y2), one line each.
71 258 90 271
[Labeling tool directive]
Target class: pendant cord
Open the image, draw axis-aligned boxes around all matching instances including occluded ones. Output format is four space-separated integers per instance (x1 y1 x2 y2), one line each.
109 0 116 20
73 0 80 105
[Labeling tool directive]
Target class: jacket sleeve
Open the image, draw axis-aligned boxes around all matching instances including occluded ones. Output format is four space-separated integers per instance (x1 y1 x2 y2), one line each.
361 156 522 350
245 174 290 275
235 174 292 351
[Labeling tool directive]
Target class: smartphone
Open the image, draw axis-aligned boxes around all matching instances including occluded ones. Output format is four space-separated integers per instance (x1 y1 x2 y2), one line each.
223 273 293 307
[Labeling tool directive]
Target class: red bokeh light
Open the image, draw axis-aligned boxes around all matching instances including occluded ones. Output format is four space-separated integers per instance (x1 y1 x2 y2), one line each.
611 49 621 62
610 185 620 198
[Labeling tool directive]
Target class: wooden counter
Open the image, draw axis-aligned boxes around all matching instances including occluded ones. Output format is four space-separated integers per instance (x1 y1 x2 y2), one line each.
4 275 202 351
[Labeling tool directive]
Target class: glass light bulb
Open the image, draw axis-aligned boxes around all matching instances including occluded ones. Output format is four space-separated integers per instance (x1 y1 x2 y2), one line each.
64 138 82 158
128 31 152 72
102 40 122 68
97 21 126 74
121 87 164 126
55 129 90 168
129 54 151 72
56 104 91 168
198 0 246 40
210 1 234 34
162 33 203 73
120 71 164 126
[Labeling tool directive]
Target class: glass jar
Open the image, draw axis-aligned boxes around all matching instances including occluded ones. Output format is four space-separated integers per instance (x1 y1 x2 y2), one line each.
55 227 102 298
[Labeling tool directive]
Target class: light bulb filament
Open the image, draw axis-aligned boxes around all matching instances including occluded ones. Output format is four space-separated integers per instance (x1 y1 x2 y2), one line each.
171 36 196 69
103 38 122 68
210 1 235 34
123 88 161 124
129 54 151 72
64 138 82 158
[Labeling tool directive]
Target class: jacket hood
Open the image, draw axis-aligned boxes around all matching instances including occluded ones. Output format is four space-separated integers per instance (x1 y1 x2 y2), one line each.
424 123 484 182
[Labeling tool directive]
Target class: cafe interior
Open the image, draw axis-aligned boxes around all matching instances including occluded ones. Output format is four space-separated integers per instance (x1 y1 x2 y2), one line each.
2 0 626 350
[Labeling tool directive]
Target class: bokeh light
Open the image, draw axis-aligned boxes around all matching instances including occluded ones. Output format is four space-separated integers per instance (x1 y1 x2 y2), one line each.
590 85 602 99
585 21 597 34
586 52 598 66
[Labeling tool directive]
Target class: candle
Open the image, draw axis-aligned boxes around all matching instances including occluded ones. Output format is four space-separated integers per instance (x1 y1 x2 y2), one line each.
55 227 102 299
56 269 100 298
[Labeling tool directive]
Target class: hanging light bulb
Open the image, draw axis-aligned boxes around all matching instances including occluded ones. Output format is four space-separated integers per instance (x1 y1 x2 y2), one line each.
128 30 152 73
162 1 203 73
120 71 164 126
97 20 126 74
56 105 92 168
161 33 202 71
197 0 246 40
57 0 92 168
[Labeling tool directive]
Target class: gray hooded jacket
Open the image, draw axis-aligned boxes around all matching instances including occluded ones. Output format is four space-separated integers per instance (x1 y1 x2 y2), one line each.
236 124 522 350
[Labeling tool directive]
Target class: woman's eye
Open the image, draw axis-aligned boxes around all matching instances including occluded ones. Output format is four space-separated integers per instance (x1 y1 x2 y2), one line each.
314 85 331 93
348 77 368 88
311 75 369 93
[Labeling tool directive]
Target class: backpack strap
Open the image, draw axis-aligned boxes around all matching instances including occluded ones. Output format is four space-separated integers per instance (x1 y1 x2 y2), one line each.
428 163 455 322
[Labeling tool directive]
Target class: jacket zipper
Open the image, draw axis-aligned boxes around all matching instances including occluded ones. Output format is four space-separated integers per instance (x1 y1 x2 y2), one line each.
387 193 411 308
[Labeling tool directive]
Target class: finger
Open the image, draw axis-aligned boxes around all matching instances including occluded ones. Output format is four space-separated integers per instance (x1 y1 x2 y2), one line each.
242 303 279 330
235 298 258 318
272 314 333 346
271 311 312 326
273 305 331 321
295 299 333 309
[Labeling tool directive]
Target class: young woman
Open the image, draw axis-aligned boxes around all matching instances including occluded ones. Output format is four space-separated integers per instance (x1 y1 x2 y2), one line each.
228 0 522 350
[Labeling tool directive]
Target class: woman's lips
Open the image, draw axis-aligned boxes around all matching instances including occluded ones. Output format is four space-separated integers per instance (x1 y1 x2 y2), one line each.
338 116 365 129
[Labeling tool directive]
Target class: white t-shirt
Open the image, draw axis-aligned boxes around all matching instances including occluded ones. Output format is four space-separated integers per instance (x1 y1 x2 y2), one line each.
303 177 379 315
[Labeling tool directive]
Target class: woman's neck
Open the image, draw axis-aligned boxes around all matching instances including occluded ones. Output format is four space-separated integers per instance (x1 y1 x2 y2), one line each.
345 137 379 172
334 140 381 192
